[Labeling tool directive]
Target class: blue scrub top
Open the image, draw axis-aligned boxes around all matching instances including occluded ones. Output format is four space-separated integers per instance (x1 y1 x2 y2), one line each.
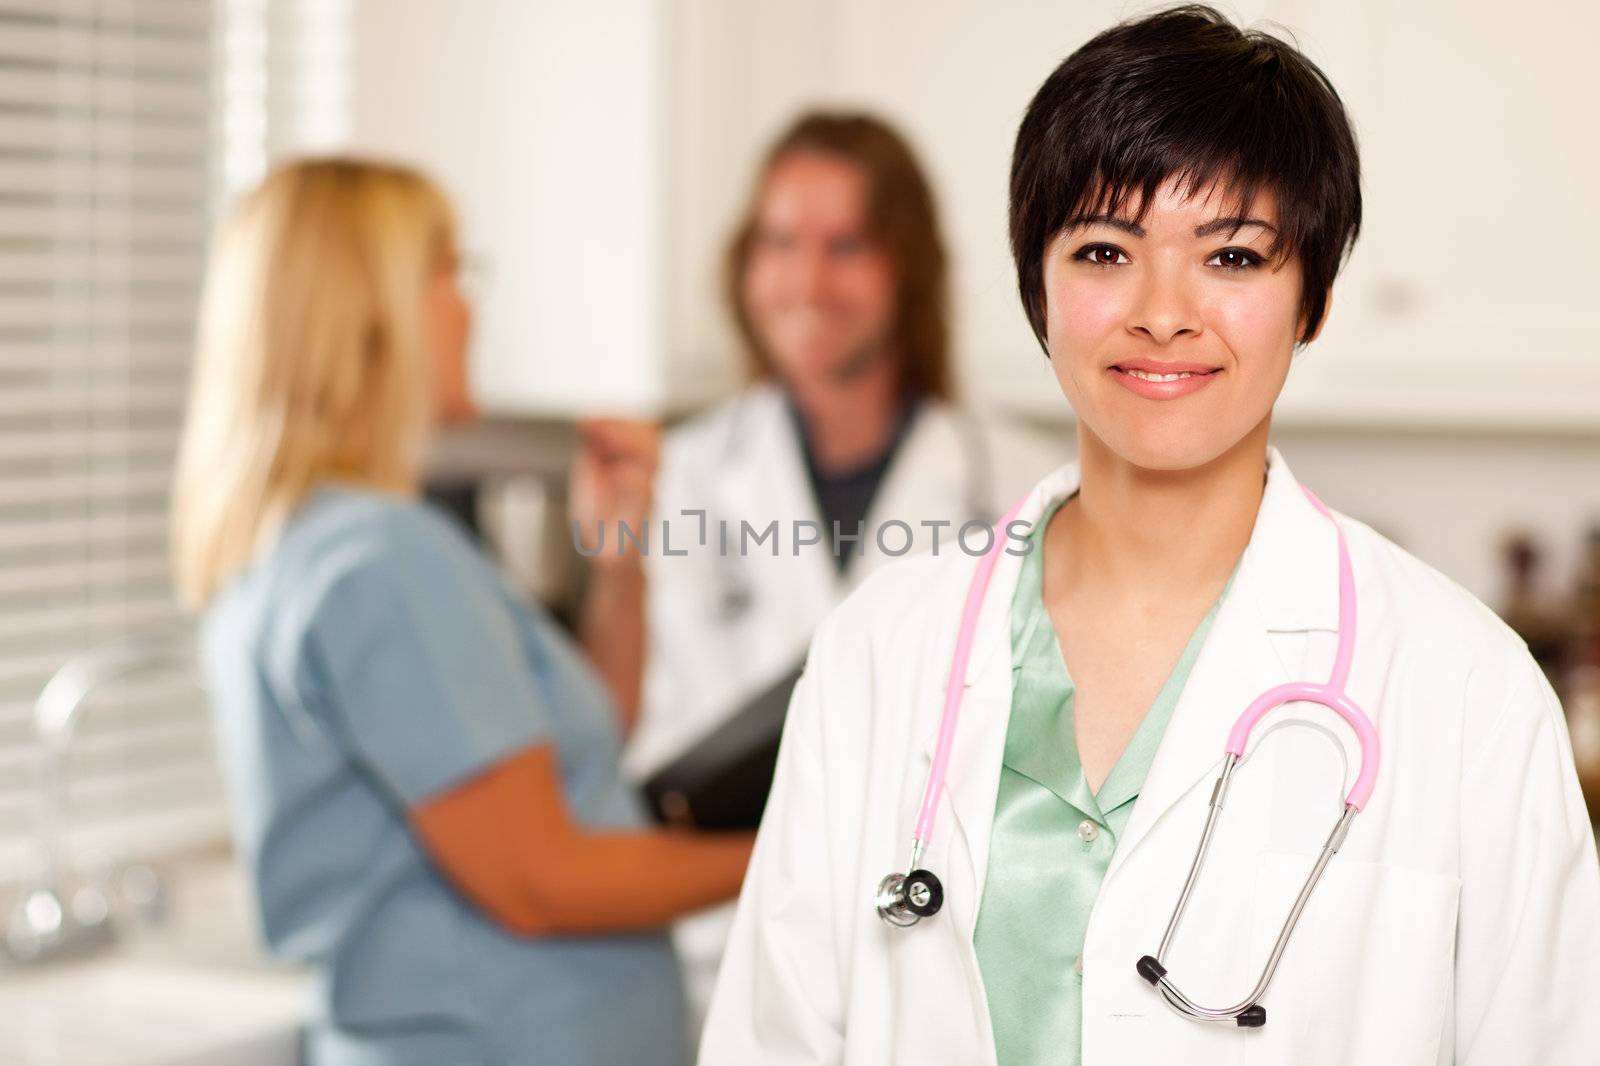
201 484 687 1066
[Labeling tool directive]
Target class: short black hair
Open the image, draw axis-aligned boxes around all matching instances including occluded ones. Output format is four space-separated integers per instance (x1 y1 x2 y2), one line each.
1009 4 1362 353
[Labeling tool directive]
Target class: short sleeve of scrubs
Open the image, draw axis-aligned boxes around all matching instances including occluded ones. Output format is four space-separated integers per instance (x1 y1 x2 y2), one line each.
301 507 549 807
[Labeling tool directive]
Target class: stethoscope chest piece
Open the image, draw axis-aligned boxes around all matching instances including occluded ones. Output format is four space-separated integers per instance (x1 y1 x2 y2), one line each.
874 868 944 927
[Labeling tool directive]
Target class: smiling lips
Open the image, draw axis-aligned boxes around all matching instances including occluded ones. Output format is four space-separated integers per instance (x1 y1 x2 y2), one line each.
1109 360 1222 400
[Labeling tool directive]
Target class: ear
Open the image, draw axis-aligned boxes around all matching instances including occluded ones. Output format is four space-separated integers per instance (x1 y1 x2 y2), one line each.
1301 286 1334 344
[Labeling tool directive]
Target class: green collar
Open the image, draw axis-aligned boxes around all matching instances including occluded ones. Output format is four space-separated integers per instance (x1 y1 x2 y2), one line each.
1004 493 1238 823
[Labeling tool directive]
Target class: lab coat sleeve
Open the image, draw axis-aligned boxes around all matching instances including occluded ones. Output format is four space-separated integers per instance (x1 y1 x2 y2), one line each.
1454 652 1600 1065
697 621 848 1064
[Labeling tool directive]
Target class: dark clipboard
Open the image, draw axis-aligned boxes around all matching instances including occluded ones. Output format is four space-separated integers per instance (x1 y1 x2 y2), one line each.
641 663 804 831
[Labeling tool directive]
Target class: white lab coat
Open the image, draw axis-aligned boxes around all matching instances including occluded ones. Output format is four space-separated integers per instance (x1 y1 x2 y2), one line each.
699 445 1600 1065
625 382 1062 1029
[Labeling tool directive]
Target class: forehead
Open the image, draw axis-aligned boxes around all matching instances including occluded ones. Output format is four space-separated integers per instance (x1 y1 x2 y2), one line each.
756 150 871 231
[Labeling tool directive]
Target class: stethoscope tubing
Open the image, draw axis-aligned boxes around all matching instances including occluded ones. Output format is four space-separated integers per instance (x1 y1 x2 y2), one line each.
1225 486 1378 810
1142 753 1359 1025
913 492 1029 845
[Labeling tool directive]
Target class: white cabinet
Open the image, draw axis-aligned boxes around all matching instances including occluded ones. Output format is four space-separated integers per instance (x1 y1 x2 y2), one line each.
342 0 672 417
1268 0 1600 429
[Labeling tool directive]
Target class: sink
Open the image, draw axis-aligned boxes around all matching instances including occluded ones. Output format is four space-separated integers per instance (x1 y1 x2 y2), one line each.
0 956 305 1065
0 851 309 1066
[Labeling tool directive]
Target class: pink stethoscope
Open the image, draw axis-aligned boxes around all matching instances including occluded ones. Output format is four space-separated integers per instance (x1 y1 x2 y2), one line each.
873 483 1380 1030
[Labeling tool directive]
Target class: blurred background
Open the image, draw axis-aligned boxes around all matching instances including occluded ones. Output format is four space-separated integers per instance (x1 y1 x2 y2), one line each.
0 0 1597 1062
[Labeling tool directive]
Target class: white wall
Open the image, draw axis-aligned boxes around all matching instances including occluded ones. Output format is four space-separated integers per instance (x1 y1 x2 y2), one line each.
1268 429 1600 611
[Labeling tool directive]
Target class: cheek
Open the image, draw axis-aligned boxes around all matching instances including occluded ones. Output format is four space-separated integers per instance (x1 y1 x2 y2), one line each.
1209 293 1293 355
833 253 896 321
425 287 448 352
438 288 463 337
1222 260 1303 337
741 255 780 316
440 291 469 353
1048 279 1123 345
1042 273 1126 382
426 286 470 394
1205 280 1302 392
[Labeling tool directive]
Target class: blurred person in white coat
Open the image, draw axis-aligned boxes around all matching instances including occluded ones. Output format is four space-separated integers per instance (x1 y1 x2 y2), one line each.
699 8 1600 1065
613 112 1057 1028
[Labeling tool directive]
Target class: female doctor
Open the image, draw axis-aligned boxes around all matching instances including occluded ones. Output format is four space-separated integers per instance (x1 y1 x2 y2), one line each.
700 7 1600 1065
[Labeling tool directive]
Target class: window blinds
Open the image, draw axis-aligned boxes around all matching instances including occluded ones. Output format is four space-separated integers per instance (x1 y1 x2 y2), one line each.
0 0 226 883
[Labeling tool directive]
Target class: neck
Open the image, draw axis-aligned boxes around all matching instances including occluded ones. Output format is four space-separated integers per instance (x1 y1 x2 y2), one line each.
786 350 906 474
1048 417 1271 610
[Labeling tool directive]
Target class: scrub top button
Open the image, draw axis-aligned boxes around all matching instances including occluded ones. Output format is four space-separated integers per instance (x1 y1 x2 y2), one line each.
1077 819 1099 843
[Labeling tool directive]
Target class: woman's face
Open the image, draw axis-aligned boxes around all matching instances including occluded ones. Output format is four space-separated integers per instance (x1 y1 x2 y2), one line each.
1041 176 1325 471
741 150 899 389
426 244 475 425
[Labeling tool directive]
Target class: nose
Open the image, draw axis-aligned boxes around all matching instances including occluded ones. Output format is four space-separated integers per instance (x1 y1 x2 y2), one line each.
772 241 828 304
1127 262 1202 345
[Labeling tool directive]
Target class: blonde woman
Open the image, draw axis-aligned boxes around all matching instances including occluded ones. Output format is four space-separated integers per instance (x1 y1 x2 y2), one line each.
174 159 752 1066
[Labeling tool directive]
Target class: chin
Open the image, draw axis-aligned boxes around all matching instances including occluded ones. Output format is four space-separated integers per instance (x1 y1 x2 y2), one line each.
1082 414 1249 474
1115 442 1217 473
773 344 864 383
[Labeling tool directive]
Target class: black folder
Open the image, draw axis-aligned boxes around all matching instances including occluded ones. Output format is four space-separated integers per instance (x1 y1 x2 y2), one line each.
642 663 805 831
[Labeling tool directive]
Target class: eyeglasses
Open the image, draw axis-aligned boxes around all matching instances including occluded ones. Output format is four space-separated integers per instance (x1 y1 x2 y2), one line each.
455 250 494 304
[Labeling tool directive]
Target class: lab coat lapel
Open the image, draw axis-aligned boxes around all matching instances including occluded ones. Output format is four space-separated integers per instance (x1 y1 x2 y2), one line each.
852 400 980 591
734 384 839 619
1100 561 1289 888
1104 446 1341 888
913 461 1084 922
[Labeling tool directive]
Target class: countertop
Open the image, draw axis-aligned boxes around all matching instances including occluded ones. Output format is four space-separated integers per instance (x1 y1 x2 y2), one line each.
0 852 309 1066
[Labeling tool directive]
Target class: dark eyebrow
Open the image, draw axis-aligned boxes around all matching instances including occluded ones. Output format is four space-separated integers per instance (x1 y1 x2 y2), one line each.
1194 215 1279 238
1063 213 1279 239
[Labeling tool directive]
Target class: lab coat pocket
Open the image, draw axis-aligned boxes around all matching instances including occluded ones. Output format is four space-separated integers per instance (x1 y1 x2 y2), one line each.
1244 850 1459 1066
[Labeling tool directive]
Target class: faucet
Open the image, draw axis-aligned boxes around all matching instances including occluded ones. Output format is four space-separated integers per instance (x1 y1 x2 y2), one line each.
2 634 193 967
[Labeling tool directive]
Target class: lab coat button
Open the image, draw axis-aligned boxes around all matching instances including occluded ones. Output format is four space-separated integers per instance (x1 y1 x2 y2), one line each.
1074 954 1084 975
1077 819 1099 843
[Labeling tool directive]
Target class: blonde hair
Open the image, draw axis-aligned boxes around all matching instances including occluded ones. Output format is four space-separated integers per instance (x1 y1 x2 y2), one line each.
172 158 455 608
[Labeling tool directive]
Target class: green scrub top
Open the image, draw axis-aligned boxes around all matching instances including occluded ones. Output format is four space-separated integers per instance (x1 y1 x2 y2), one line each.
972 493 1239 1066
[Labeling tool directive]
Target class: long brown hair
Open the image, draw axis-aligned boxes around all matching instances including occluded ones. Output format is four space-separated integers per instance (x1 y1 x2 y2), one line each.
724 111 952 401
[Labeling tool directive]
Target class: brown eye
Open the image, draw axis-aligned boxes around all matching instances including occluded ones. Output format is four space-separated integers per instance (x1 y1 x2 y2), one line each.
1209 247 1264 272
1073 244 1129 267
